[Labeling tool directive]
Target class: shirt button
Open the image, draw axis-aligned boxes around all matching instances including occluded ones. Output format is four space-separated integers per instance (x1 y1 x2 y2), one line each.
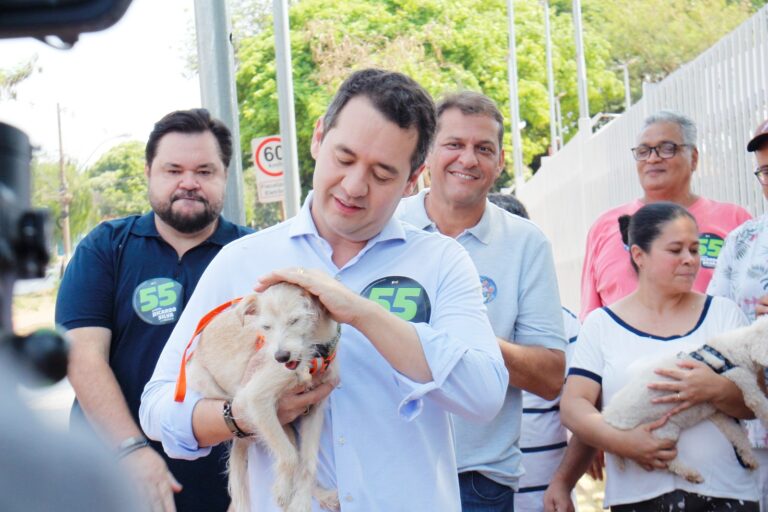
344 494 353 503
334 274 342 281
338 436 346 445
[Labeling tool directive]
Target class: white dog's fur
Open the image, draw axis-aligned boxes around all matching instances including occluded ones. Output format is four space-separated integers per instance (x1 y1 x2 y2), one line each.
602 315 768 483
185 283 340 512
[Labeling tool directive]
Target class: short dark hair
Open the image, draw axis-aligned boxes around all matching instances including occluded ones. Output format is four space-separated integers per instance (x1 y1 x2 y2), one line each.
488 193 528 219
436 91 505 148
322 69 436 175
145 108 233 168
618 202 697 273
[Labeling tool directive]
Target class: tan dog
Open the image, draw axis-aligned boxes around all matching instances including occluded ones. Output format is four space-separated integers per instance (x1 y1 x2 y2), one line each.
603 316 768 483
184 283 340 512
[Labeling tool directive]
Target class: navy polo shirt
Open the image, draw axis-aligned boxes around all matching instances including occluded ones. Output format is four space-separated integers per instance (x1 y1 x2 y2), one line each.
56 212 252 512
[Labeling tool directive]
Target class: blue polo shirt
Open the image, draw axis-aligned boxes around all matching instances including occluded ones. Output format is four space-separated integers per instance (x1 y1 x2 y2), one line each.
56 212 252 512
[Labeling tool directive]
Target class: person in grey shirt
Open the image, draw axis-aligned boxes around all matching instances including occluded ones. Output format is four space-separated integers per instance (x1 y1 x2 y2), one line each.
397 91 566 511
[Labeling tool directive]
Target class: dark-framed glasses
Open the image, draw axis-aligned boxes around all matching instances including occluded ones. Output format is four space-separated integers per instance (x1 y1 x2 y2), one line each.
631 142 692 161
754 166 768 185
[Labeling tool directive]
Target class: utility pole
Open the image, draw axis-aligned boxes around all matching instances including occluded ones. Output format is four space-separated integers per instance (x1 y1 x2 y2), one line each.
56 103 71 271
541 0 558 154
506 0 525 191
273 0 302 218
194 1 245 224
572 0 590 131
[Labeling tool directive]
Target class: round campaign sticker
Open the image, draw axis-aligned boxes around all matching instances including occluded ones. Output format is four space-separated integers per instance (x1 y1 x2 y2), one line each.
132 278 183 325
361 276 431 323
698 233 724 269
480 275 497 304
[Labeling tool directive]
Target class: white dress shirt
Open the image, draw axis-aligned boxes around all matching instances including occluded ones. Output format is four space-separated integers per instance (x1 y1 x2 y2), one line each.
140 194 508 511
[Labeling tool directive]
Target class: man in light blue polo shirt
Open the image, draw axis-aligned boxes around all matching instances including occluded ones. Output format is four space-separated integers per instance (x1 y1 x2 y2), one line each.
140 70 508 511
398 91 566 512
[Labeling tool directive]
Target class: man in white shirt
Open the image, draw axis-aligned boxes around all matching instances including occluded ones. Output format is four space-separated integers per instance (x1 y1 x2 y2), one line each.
140 69 508 511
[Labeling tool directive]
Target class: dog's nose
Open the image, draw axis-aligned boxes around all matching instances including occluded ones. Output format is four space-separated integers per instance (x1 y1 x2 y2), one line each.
274 350 291 363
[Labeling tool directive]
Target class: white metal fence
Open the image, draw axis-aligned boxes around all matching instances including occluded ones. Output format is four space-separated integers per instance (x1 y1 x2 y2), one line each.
518 5 768 312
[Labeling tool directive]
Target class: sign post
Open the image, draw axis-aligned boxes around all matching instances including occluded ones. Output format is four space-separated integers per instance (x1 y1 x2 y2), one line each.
252 135 285 205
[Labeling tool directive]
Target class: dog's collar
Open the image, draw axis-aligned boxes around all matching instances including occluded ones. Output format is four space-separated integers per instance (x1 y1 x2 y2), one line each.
300 324 341 375
688 344 736 374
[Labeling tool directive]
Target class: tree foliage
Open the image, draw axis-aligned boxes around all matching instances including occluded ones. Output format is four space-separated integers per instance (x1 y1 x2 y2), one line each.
0 55 38 101
235 0 625 190
580 0 758 101
31 159 96 248
235 0 764 191
87 140 147 220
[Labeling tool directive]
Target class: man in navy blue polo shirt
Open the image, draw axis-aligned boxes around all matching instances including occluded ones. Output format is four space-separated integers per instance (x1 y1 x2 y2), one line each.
56 109 253 512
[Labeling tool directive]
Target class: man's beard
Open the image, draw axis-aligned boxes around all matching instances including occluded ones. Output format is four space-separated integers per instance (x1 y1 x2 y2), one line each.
152 192 222 234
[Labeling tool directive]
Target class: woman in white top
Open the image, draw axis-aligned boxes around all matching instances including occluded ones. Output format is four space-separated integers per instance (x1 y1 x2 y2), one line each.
561 202 758 511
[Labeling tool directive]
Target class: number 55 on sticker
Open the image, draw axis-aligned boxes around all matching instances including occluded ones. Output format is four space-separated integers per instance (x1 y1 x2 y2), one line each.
361 276 431 323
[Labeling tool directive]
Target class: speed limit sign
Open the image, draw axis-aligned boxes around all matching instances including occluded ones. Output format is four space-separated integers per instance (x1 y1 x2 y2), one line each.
252 136 284 177
251 135 285 203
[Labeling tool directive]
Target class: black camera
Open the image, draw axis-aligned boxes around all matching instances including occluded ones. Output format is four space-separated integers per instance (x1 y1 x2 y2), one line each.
0 122 68 383
0 0 134 383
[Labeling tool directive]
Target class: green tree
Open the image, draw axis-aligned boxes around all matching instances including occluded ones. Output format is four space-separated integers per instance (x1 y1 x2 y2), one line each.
87 140 147 220
0 56 38 100
235 0 624 190
581 0 758 102
31 159 96 248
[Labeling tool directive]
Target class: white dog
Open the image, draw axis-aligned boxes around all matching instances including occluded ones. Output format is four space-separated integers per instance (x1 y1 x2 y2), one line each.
602 316 768 483
181 283 340 512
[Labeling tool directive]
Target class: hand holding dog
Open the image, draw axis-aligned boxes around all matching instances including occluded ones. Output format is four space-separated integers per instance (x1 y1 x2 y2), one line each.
612 416 677 472
123 447 182 512
237 349 337 427
649 360 720 416
258 266 434 382
755 294 768 317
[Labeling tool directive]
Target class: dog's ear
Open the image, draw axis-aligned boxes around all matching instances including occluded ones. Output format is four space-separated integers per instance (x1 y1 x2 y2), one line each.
235 294 260 325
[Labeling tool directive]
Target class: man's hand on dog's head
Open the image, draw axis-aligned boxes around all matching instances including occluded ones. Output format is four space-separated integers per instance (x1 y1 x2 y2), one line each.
276 377 337 425
255 267 368 326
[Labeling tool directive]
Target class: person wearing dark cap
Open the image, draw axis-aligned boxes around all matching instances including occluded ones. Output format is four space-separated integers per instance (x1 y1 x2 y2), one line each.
707 118 768 509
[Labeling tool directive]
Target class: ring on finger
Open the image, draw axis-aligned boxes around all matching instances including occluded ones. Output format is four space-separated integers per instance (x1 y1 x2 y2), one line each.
676 392 682 401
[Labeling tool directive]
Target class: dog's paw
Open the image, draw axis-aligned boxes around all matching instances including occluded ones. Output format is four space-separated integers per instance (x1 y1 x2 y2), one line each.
272 480 294 509
313 487 340 512
286 492 313 512
684 472 705 484
742 453 759 470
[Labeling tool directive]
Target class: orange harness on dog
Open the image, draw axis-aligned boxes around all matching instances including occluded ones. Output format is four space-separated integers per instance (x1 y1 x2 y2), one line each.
173 297 339 403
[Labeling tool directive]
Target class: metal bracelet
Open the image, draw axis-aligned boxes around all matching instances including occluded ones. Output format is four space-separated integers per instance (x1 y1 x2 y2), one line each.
223 400 253 438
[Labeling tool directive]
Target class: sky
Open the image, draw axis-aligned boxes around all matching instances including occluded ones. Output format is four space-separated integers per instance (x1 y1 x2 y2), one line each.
0 0 201 167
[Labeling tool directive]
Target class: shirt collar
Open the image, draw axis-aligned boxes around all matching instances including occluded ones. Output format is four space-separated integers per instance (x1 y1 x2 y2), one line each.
132 211 239 247
409 188 492 245
288 190 406 244
464 201 493 245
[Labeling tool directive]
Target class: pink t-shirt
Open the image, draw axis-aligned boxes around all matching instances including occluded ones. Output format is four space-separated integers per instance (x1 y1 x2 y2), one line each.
580 197 752 320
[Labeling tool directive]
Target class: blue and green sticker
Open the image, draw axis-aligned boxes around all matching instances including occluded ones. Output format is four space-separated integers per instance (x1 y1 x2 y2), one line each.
361 276 431 323
132 278 183 325
699 233 724 269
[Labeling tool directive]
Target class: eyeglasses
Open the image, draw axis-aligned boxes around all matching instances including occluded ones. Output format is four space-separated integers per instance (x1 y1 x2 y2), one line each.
631 142 692 161
754 166 768 185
